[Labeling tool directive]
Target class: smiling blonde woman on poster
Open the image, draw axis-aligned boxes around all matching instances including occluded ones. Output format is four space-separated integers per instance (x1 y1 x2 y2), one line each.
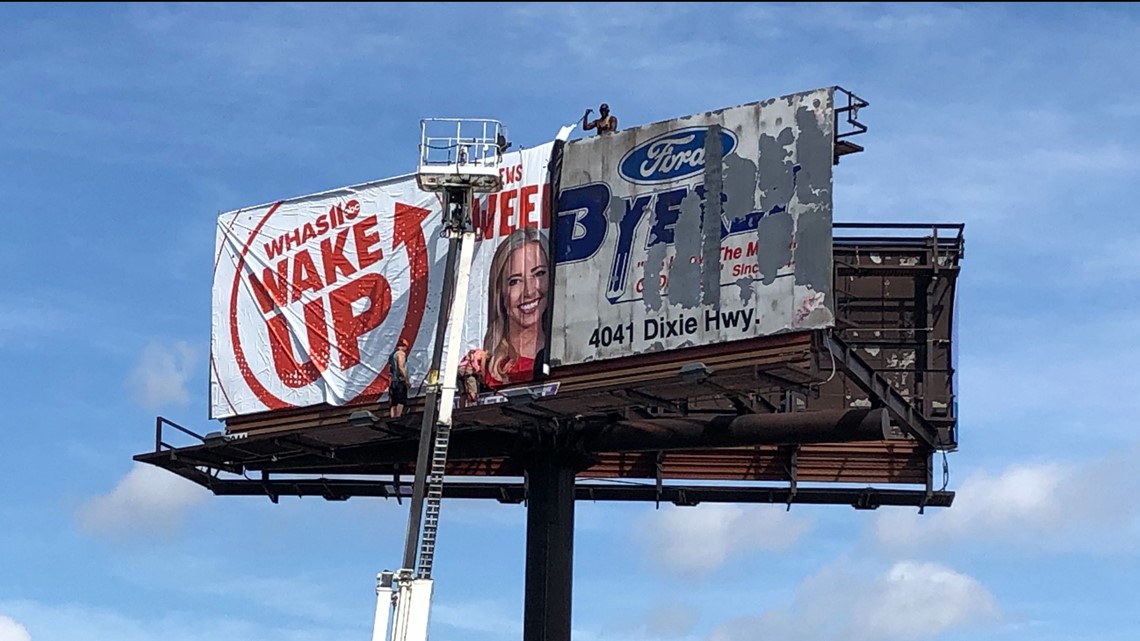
481 226 550 388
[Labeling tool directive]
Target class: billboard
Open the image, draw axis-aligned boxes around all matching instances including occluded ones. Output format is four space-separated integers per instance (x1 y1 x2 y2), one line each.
550 87 837 366
210 142 559 419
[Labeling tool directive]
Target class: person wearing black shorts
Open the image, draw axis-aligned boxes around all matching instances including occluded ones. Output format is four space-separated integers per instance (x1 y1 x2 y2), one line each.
388 338 410 417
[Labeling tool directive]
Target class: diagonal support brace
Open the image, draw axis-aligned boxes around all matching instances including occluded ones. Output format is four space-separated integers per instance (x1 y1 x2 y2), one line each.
822 333 941 449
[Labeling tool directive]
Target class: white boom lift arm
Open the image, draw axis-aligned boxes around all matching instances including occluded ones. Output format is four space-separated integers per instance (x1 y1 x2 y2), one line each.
372 119 505 641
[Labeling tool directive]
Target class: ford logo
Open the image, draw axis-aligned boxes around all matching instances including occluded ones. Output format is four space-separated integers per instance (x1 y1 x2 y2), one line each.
618 126 738 184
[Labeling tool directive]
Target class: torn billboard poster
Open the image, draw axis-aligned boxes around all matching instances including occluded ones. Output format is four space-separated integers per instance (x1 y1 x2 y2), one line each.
550 86 837 366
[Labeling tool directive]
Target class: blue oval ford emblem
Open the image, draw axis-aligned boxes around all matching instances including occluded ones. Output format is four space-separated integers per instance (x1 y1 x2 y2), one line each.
618 126 738 185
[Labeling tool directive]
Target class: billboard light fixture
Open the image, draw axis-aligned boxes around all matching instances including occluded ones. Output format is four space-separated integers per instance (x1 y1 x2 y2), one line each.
679 362 712 384
349 410 379 429
500 387 542 406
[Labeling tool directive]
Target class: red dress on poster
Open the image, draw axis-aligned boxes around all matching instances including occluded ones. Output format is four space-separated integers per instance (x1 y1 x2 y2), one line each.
485 356 536 389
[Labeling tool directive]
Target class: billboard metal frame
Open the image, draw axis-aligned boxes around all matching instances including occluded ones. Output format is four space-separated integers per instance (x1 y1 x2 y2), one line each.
134 86 972 641
138 220 965 514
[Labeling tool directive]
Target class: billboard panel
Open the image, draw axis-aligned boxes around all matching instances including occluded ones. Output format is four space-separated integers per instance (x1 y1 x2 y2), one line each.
550 87 836 366
210 142 559 419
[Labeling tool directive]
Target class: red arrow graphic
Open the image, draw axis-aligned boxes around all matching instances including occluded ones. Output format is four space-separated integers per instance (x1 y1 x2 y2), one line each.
354 201 432 403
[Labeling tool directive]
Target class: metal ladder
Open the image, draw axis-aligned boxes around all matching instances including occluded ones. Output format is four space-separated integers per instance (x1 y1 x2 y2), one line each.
416 421 452 578
411 199 478 581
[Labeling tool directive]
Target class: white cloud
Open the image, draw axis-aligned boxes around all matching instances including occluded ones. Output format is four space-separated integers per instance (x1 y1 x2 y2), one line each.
833 94 1140 279
853 562 1000 640
124 4 405 77
432 597 697 641
102 552 366 628
803 3 972 40
507 3 709 71
709 560 1000 641
641 601 700 639
836 116 1139 240
76 464 209 539
0 296 70 347
128 340 197 409
0 616 31 641
636 504 813 578
623 601 700 641
432 599 520 638
956 312 1140 444
874 445 1140 553
1071 234 1140 283
443 500 525 528
500 3 761 113
0 599 363 641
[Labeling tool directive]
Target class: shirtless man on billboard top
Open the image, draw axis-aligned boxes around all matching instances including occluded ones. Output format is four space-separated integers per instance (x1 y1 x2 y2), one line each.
582 103 618 135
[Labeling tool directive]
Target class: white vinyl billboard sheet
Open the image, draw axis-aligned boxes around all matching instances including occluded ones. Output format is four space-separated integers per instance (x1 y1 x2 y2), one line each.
210 142 558 420
550 87 836 366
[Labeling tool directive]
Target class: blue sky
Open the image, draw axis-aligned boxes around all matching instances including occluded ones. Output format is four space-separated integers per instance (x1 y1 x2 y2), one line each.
2 2 1139 640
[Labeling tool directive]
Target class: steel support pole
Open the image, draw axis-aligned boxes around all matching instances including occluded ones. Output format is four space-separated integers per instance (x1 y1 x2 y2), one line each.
523 454 577 641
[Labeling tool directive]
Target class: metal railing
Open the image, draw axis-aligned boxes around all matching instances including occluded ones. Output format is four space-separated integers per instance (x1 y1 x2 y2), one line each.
833 222 966 255
153 415 205 452
419 118 503 168
833 85 870 142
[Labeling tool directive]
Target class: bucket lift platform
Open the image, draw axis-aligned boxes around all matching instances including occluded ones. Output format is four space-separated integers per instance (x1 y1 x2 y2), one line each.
376 117 508 641
416 118 505 193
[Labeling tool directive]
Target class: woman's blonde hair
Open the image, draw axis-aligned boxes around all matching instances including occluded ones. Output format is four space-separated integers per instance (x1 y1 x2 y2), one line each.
483 226 549 385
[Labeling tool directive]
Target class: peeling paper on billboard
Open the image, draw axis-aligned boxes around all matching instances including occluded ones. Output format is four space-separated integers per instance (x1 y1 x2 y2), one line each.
550 87 836 365
210 142 558 419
